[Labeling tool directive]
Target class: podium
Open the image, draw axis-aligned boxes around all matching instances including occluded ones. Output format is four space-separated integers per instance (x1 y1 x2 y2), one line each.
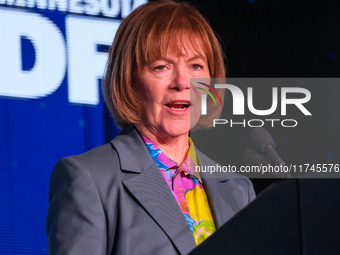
189 179 340 255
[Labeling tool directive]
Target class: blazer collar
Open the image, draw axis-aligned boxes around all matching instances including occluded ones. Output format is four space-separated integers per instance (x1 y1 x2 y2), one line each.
111 126 196 254
110 126 239 251
200 177 236 228
110 125 154 173
194 150 232 228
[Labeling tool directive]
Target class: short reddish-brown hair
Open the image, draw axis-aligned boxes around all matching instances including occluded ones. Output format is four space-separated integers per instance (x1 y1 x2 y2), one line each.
102 0 226 128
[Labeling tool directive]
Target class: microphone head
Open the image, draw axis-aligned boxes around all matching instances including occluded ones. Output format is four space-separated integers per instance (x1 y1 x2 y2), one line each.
249 127 276 153
243 147 271 165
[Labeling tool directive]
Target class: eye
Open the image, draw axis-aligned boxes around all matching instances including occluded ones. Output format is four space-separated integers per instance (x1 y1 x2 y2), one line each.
154 65 167 71
192 64 203 70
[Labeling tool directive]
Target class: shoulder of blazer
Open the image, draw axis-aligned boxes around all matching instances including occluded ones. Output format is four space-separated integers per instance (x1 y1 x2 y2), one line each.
54 125 153 184
56 142 121 180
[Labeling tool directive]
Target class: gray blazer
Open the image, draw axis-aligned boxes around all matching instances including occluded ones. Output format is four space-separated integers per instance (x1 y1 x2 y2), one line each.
47 126 255 255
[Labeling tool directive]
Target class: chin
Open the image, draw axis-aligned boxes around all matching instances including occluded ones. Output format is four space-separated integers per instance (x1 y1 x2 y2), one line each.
162 122 190 138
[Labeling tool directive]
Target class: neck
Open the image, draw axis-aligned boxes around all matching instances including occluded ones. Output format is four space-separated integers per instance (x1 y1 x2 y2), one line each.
136 126 189 164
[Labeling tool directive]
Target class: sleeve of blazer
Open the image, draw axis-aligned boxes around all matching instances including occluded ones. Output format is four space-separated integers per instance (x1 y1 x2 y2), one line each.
46 157 108 255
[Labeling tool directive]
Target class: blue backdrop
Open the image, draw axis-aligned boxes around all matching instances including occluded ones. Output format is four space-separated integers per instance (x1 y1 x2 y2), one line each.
0 1 146 253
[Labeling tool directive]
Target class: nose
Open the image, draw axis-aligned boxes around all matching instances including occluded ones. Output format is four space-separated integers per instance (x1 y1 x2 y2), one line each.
170 66 190 91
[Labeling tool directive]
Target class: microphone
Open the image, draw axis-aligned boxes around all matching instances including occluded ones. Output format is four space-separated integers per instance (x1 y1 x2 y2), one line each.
243 147 271 166
247 127 291 178
249 128 285 166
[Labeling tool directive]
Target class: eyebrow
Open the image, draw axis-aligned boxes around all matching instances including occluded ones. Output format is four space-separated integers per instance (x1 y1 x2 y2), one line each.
188 55 207 62
157 54 207 63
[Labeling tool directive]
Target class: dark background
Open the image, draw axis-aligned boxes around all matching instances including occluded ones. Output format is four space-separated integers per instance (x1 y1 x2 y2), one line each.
185 0 339 77
181 0 340 193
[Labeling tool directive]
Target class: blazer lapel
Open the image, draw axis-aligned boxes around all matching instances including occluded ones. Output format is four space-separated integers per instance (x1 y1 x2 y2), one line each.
196 150 242 228
111 127 196 255
202 177 238 228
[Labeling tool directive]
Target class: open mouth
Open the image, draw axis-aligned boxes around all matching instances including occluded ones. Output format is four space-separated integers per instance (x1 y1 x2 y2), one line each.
165 101 190 110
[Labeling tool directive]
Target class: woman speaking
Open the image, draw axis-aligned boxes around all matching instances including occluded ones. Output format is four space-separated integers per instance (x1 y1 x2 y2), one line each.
47 1 255 254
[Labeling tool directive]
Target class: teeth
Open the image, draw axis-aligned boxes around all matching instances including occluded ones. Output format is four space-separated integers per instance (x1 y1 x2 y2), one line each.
170 107 186 110
171 101 189 105
166 101 190 110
